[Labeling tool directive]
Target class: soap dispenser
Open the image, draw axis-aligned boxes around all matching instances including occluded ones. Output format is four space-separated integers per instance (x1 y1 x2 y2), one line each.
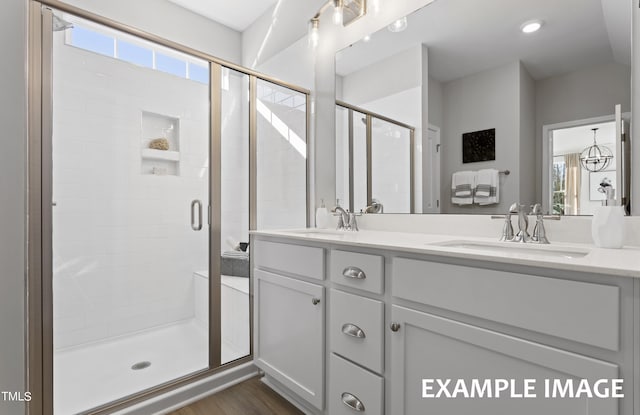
315 199 330 229
591 185 625 249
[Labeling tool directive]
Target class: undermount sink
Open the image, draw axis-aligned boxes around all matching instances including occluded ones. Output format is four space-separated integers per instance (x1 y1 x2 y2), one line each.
430 240 590 259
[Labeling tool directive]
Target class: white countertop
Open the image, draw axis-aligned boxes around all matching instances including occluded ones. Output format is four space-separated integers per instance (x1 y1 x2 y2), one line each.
251 229 640 278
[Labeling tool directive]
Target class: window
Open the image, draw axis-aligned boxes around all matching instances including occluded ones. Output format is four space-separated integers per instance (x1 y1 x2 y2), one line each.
552 159 566 215
66 23 207 85
116 40 153 68
189 63 209 84
156 53 187 78
69 25 114 57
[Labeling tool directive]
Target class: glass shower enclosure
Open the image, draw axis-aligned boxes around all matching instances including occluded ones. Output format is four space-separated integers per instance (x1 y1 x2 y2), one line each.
28 4 309 414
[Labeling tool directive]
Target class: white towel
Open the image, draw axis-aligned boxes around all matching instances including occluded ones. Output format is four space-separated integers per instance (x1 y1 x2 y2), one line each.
451 171 476 205
475 169 499 205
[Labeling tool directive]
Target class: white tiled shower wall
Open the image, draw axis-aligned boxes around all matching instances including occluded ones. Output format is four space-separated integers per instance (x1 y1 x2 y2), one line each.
52 31 307 350
51 32 246 349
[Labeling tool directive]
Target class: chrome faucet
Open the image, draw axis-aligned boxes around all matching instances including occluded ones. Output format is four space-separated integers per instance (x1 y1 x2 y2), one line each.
530 203 549 244
511 204 531 243
332 205 350 230
347 211 359 231
332 201 359 231
530 203 562 243
493 202 561 243
491 202 516 241
363 199 384 214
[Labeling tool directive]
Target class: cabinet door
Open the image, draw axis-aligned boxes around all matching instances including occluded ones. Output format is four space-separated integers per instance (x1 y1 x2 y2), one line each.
390 305 619 415
254 269 324 409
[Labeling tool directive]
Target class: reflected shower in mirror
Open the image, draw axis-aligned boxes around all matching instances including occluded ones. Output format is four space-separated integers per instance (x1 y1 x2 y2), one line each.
335 0 632 215
336 102 416 213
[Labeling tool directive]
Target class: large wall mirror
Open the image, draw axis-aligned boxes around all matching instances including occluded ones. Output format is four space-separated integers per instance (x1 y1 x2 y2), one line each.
335 0 632 215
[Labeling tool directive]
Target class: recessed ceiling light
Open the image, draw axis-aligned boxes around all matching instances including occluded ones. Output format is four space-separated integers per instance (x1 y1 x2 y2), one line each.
521 20 543 34
388 16 408 33
363 35 371 42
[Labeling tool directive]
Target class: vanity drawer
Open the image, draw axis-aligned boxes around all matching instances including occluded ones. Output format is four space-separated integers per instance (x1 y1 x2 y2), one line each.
330 250 384 294
329 354 384 415
253 240 324 280
330 289 384 373
392 258 620 351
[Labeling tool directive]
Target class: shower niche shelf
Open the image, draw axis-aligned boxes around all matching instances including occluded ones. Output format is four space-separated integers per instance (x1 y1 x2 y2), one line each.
141 111 181 176
141 149 180 161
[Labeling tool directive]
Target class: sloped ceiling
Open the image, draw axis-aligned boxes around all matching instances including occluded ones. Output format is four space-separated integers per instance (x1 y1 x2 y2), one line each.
167 0 278 31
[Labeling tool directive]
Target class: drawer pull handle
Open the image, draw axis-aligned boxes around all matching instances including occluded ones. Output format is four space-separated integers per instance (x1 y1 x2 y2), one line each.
390 322 401 332
341 392 365 412
312 298 321 305
341 323 366 338
342 266 366 280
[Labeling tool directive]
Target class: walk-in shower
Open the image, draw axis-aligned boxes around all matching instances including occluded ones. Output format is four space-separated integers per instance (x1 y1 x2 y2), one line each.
28 3 309 414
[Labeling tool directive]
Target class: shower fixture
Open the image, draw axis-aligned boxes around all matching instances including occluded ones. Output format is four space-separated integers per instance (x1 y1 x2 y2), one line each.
53 15 74 32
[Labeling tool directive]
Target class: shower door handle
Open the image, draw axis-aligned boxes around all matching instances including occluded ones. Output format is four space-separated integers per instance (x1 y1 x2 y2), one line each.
191 200 203 231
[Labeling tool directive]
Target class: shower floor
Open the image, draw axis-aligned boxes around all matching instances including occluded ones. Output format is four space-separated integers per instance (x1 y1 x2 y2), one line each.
54 319 246 415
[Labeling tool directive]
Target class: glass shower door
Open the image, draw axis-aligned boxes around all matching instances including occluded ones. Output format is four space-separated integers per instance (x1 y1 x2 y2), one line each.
51 12 210 414
371 117 413 213
220 68 250 364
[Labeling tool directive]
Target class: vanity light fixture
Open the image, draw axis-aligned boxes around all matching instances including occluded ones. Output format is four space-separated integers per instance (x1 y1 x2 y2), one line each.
388 16 408 33
579 128 614 172
308 0 366 48
521 19 543 34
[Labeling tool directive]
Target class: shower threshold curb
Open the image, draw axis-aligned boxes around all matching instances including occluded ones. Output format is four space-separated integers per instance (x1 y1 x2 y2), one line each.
112 362 258 415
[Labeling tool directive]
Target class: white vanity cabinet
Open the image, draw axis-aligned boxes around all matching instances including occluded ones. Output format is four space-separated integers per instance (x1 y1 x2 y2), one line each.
389 305 618 415
389 257 631 415
253 240 325 410
252 234 638 415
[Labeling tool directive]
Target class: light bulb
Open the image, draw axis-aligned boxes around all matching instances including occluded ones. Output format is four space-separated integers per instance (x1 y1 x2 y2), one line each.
332 0 343 25
333 8 343 25
308 19 320 48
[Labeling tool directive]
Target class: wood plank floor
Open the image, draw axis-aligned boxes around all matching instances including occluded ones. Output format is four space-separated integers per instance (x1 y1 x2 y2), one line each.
169 376 304 415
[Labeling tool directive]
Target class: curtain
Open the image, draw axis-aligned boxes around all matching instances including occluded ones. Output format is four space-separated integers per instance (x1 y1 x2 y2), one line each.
564 153 581 215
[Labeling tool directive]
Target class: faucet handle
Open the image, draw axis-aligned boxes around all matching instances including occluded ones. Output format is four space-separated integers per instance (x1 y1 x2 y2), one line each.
531 203 543 216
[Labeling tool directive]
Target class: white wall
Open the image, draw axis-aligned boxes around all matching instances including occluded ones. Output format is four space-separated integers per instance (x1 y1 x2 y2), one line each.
254 36 315 91
0 0 26 412
428 76 444 129
241 0 326 69
441 61 520 214
61 0 242 64
52 35 211 349
535 62 631 199
518 62 536 207
341 45 422 105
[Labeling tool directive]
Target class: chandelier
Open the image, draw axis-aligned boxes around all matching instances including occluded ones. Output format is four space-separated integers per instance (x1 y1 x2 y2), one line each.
579 128 613 172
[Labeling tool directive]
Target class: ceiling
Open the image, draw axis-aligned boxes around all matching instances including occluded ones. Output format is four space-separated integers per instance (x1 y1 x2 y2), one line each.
553 121 616 156
167 0 279 31
336 0 632 83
